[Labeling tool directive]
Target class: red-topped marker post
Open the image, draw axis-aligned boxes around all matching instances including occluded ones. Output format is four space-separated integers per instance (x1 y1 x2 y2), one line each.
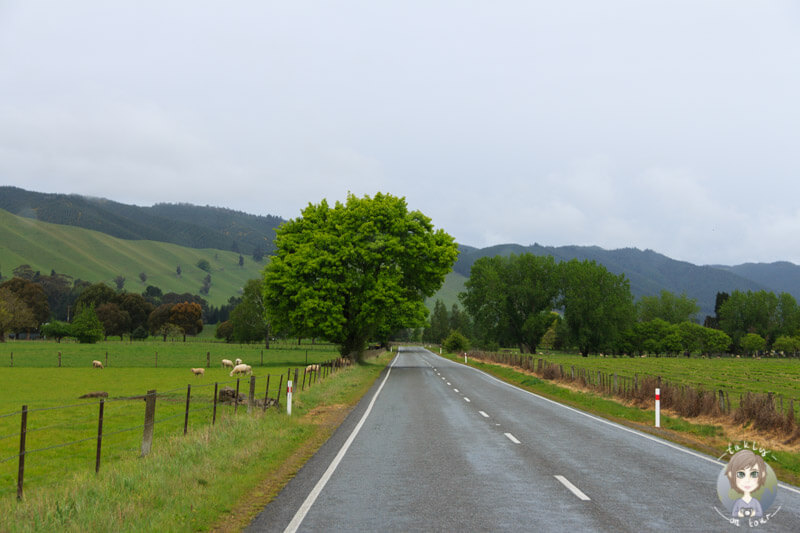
655 388 661 428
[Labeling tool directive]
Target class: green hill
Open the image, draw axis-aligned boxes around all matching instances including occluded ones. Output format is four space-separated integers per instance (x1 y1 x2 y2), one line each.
0 208 265 308
0 186 283 256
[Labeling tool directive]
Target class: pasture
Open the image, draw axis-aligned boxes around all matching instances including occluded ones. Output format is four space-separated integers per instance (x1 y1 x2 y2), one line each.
0 339 340 501
530 351 800 404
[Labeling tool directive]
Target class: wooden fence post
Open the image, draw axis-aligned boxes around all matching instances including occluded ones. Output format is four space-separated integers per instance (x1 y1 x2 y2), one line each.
302 368 307 391
141 390 157 457
184 384 191 435
234 379 241 415
17 405 27 500
206 352 210 368
294 368 299 391
58 351 61 367
96 399 104 473
248 376 256 413
277 375 284 407
263 374 271 412
105 351 108 367
212 382 218 425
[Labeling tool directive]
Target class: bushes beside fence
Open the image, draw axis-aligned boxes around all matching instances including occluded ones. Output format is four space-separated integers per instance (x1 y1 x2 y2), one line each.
465 350 800 442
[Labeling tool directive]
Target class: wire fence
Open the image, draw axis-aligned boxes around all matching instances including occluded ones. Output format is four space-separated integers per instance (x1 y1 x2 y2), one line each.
0 357 352 500
466 350 800 441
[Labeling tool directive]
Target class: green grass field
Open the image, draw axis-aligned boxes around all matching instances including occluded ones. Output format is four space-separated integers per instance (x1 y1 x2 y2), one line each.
526 351 800 404
0 340 341 502
0 351 391 532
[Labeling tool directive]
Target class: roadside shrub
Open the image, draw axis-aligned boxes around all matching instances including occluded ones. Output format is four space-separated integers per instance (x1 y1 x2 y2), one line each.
443 331 470 353
734 393 785 432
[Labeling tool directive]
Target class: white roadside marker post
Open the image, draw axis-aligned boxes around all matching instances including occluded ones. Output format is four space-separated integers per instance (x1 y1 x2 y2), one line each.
655 388 661 428
287 380 293 416
464 353 467 364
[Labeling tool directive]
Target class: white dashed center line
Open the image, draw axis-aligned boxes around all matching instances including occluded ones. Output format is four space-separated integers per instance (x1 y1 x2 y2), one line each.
453 388 459 392
504 433 521 444
478 411 489 418
554 475 591 501
463 397 471 403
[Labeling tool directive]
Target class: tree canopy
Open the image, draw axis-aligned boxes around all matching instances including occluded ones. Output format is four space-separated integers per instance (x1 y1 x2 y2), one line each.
263 193 458 357
230 278 270 345
460 254 559 353
636 290 700 323
560 259 636 356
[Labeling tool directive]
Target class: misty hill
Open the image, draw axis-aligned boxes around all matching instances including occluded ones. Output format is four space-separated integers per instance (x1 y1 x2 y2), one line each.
3 186 799 321
453 243 780 319
0 186 284 256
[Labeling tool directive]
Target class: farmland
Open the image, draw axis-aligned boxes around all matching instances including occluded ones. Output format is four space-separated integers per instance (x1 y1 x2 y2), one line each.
528 351 800 403
0 339 340 502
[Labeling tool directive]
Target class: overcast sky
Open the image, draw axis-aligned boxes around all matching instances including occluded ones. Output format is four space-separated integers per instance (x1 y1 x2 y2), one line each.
1 1 799 266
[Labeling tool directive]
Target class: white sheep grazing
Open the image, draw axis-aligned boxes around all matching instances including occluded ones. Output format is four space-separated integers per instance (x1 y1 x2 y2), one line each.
221 359 234 368
229 363 252 377
191 367 205 376
305 364 320 373
234 358 243 366
92 360 104 369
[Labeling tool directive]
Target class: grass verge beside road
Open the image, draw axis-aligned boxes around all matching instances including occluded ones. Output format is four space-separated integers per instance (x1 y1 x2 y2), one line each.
440 351 800 488
0 353 392 533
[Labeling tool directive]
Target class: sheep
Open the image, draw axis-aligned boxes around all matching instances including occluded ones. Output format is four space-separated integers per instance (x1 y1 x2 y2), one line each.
230 363 252 377
305 364 320 373
221 359 234 368
92 360 104 369
234 358 243 366
191 367 205 376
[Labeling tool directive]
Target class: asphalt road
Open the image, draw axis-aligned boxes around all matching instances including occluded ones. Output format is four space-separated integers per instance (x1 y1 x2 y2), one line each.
247 347 800 532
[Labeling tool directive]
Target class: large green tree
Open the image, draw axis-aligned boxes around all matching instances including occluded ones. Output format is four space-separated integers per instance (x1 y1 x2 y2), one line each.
263 193 458 358
460 253 559 353
230 278 270 346
560 259 635 356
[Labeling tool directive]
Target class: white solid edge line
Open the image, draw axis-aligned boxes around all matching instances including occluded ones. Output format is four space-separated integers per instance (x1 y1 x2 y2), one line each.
504 432 521 444
555 475 591 501
283 354 398 533
431 350 800 496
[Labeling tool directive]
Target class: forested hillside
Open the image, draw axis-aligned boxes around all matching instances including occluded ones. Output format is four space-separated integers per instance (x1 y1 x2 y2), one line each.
0 208 265 308
0 186 283 256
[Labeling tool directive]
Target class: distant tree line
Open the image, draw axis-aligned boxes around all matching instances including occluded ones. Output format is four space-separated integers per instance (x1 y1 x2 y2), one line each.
424 253 800 357
0 264 239 344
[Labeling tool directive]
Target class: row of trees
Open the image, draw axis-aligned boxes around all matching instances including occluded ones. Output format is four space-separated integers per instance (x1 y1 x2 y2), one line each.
0 268 213 343
427 253 800 357
458 254 634 356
